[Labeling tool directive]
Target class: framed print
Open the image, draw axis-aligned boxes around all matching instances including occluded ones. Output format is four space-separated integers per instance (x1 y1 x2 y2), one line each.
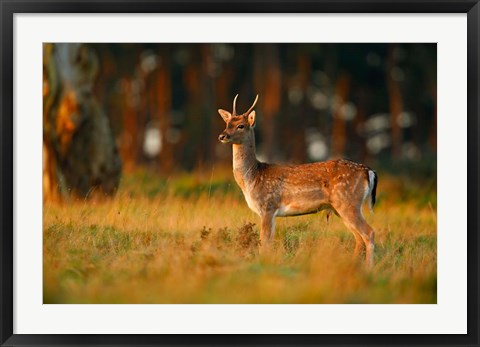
1 1 479 346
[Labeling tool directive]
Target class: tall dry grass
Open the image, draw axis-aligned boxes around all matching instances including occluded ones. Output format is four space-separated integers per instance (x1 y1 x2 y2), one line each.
43 168 436 304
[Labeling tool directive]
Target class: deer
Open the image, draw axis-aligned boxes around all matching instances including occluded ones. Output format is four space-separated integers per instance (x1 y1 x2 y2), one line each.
218 94 378 267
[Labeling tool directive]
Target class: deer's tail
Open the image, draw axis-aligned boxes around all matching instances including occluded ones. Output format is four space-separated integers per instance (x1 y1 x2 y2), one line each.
367 169 378 211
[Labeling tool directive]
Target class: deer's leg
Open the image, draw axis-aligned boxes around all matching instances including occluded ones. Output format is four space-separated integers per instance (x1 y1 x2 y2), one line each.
328 207 364 258
259 212 275 246
353 218 374 268
359 222 375 269
335 205 375 268
352 231 365 258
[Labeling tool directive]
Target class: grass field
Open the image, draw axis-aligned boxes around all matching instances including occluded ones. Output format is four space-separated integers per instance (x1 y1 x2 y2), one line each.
43 167 437 304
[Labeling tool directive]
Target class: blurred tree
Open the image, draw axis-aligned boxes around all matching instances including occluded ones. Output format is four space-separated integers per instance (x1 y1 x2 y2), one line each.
183 46 205 169
46 43 437 179
387 44 404 159
213 45 235 166
43 43 121 201
254 44 282 162
331 72 350 158
201 43 217 166
120 77 140 172
154 47 175 173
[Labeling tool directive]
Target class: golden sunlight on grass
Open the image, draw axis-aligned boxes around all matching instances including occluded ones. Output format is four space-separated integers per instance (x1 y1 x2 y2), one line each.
43 168 436 304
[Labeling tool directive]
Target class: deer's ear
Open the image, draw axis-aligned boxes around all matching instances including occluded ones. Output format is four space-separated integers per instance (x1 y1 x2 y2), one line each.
247 111 256 127
218 109 231 122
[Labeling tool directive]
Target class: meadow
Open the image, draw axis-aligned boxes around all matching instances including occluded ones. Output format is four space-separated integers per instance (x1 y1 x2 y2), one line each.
43 167 437 304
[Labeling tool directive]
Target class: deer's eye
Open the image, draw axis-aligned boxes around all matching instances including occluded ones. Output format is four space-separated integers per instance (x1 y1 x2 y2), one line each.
237 124 245 129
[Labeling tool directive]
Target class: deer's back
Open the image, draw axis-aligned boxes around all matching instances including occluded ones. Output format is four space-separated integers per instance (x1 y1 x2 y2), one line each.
246 159 371 216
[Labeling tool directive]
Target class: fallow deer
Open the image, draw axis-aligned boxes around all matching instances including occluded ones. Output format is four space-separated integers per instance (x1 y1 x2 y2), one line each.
218 94 378 267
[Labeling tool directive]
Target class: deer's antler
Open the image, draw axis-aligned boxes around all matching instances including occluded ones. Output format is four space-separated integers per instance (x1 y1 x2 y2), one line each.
245 94 259 116
232 94 239 116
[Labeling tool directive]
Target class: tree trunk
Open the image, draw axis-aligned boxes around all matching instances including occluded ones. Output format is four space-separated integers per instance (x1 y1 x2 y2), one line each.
155 48 175 174
387 44 404 159
119 77 140 172
331 73 350 158
254 44 281 162
43 43 122 201
429 83 437 151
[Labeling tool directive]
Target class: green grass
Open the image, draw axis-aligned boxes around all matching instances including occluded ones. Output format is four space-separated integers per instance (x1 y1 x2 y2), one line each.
43 168 437 304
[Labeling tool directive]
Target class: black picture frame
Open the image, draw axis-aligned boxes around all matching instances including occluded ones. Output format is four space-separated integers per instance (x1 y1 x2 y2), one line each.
1 1 479 346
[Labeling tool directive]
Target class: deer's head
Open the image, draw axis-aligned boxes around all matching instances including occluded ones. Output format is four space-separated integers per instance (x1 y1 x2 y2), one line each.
218 94 258 144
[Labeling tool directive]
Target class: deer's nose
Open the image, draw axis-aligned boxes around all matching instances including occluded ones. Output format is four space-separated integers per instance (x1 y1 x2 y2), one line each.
218 133 230 141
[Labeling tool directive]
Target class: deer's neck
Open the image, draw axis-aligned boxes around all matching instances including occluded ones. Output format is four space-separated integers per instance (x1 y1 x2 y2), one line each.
232 132 258 182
